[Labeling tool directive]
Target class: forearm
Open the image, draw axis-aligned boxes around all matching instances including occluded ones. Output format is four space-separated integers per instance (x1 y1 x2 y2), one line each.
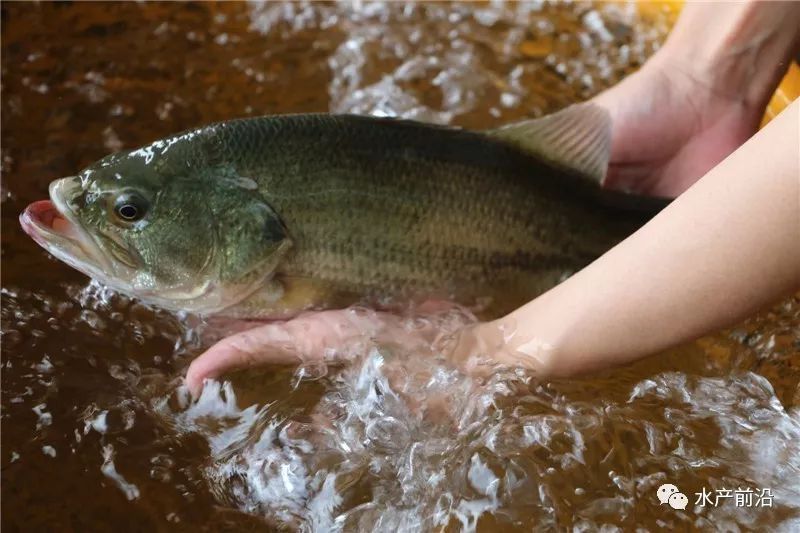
487 98 800 376
659 1 800 110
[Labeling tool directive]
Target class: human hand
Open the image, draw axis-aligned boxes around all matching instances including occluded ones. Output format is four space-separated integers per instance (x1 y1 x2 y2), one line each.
593 52 762 197
184 305 489 397
593 1 800 197
183 301 560 397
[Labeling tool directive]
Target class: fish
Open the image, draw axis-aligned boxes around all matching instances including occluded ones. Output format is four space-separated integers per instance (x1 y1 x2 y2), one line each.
20 103 665 319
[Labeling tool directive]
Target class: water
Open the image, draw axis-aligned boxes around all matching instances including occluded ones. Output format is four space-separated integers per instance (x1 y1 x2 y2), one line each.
2 2 799 531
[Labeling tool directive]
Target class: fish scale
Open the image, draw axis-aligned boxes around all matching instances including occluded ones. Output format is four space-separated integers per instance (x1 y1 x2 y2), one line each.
23 106 663 317
209 113 649 311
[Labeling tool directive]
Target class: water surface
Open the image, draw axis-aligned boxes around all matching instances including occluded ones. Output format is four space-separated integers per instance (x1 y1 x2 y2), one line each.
2 2 799 531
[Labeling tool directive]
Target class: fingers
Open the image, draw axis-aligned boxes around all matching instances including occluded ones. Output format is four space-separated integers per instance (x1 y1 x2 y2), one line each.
184 305 483 398
185 309 401 396
185 323 286 396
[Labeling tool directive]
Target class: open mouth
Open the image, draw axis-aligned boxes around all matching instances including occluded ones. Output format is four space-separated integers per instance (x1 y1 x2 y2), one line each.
20 177 113 277
20 179 244 314
20 199 79 241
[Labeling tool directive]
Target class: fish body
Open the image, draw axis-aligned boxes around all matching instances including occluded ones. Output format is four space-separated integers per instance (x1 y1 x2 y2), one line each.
21 105 661 318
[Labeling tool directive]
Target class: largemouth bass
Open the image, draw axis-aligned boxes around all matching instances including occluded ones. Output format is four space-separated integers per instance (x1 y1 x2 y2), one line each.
21 103 662 318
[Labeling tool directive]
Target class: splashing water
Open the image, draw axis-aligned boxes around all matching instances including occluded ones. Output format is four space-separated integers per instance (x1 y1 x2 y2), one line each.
3 1 799 531
152 307 800 532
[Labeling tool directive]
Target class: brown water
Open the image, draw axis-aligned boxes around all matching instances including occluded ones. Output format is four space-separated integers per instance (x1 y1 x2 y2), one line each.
2 2 799 531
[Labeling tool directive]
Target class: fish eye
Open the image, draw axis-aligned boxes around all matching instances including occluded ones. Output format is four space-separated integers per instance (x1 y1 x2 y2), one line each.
113 193 148 223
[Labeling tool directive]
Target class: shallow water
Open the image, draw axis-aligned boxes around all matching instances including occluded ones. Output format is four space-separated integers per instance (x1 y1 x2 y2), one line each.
2 2 799 531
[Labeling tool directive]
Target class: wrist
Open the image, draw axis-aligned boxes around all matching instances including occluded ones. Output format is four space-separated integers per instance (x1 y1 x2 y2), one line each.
657 1 800 111
479 307 566 377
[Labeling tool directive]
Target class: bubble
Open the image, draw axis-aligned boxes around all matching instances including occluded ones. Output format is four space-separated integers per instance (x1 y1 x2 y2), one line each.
101 444 140 501
32 403 53 429
292 361 329 387
42 445 56 458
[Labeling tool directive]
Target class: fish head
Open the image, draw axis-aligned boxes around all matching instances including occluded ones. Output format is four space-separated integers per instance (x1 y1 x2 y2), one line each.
21 145 291 315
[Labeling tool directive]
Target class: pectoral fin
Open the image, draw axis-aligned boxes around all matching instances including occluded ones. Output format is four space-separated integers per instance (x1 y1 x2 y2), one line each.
220 276 357 319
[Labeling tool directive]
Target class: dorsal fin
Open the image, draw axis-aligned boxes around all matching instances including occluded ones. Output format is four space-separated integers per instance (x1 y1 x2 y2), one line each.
487 102 612 184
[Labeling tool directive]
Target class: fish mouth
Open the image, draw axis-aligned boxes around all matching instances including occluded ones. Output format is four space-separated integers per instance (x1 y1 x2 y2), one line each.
20 177 279 315
20 177 115 281
20 178 226 313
